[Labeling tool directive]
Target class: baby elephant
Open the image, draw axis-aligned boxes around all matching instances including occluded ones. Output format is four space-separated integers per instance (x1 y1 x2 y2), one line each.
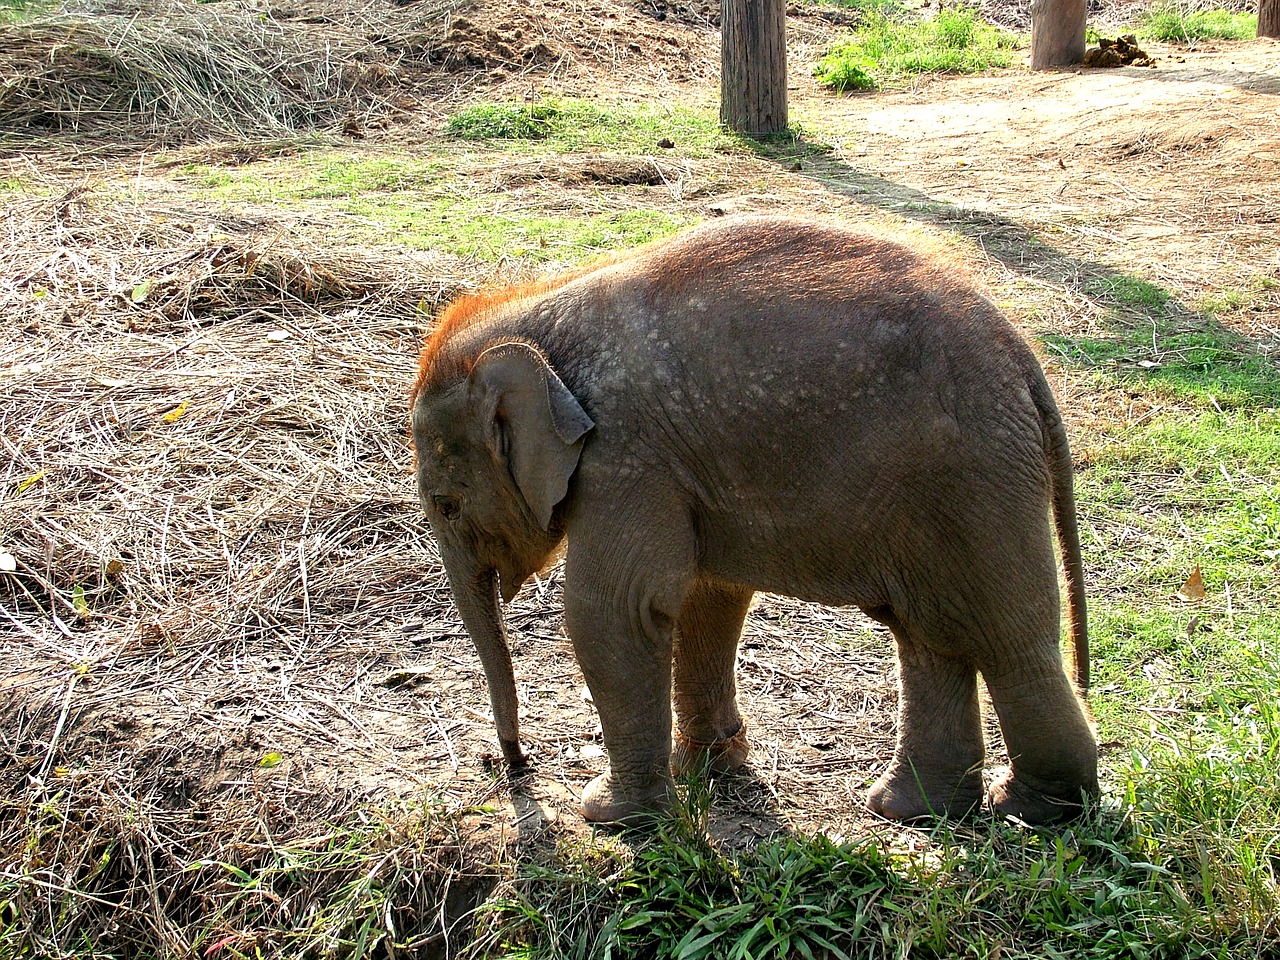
410 216 1098 826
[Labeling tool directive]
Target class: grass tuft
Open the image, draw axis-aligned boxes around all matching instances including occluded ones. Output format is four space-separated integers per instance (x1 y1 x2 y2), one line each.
446 101 564 140
1121 650 1280 937
1142 2 1258 41
1041 273 1280 406
444 97 735 155
815 5 1019 92
473 769 1280 958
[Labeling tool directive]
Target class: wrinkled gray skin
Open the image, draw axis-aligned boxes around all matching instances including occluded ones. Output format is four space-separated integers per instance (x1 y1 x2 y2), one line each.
411 216 1098 826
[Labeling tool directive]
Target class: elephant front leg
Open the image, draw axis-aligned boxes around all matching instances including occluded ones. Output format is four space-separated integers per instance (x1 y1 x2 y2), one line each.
670 579 754 777
868 626 985 820
563 527 693 825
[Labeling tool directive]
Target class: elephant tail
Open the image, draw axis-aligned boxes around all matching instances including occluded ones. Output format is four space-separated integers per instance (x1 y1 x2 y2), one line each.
1033 374 1090 694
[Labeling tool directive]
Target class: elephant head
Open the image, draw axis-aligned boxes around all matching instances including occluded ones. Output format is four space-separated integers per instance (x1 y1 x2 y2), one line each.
410 338 594 768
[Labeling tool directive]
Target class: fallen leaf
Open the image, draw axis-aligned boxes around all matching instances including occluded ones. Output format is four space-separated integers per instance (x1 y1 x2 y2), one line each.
162 399 189 423
71 584 90 617
1177 566 1206 602
259 752 284 768
130 278 154 303
16 470 44 495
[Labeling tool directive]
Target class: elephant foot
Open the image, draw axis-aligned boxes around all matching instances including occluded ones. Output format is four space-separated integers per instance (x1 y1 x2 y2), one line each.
866 760 983 821
986 768 1096 825
582 771 674 825
671 719 749 777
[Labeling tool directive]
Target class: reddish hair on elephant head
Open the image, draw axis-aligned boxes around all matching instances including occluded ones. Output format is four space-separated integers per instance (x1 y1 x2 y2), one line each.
412 253 627 402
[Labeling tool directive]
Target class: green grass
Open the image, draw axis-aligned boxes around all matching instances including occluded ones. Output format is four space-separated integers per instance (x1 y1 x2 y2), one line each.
815 6 1020 92
1079 408 1280 712
369 201 689 260
1119 648 1280 940
446 101 564 140
806 0 909 15
472 742 1280 957
444 98 738 155
1142 2 1258 41
1197 275 1278 319
0 0 49 20
178 170 691 263
1042 272 1280 406
180 153 450 201
174 100 727 262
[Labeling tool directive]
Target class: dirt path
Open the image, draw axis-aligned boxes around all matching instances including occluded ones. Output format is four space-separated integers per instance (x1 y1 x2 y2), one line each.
790 40 1280 306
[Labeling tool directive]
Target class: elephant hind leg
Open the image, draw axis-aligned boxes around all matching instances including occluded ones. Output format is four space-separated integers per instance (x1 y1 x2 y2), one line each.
914 523 1098 824
670 578 754 776
983 655 1099 823
867 609 985 821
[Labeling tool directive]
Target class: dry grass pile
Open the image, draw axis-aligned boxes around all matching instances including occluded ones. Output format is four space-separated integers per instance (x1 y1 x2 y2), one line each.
0 0 454 146
0 181 504 662
0 183 511 953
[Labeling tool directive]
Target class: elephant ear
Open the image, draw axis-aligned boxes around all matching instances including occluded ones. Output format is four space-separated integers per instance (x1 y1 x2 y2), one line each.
469 341 595 531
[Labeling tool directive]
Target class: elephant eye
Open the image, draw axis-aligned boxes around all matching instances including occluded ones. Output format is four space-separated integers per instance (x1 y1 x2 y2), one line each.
432 495 461 521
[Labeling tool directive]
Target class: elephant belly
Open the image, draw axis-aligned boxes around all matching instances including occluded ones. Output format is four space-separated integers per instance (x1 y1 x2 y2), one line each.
694 509 892 609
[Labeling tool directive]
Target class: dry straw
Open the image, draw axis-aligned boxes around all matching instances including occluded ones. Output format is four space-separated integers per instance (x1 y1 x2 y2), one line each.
3 698 500 956
0 0 459 145
0 184 471 637
0 181 502 954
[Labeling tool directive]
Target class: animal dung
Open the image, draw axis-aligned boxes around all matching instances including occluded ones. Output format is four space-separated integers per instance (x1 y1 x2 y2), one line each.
1084 35 1156 69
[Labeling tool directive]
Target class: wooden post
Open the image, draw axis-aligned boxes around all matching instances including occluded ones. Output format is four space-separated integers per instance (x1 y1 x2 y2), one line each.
1030 0 1086 69
720 0 788 137
1260 0 1279 38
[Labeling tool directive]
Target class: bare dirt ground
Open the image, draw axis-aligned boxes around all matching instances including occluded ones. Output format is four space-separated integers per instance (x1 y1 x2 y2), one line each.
3 0 1278 878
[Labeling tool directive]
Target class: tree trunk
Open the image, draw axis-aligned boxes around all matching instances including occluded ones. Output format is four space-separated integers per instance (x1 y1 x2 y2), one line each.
1260 0 1279 39
1030 0 1086 69
720 0 788 137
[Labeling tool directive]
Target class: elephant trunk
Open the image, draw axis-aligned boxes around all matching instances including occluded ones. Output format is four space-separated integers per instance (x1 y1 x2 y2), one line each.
442 546 530 770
